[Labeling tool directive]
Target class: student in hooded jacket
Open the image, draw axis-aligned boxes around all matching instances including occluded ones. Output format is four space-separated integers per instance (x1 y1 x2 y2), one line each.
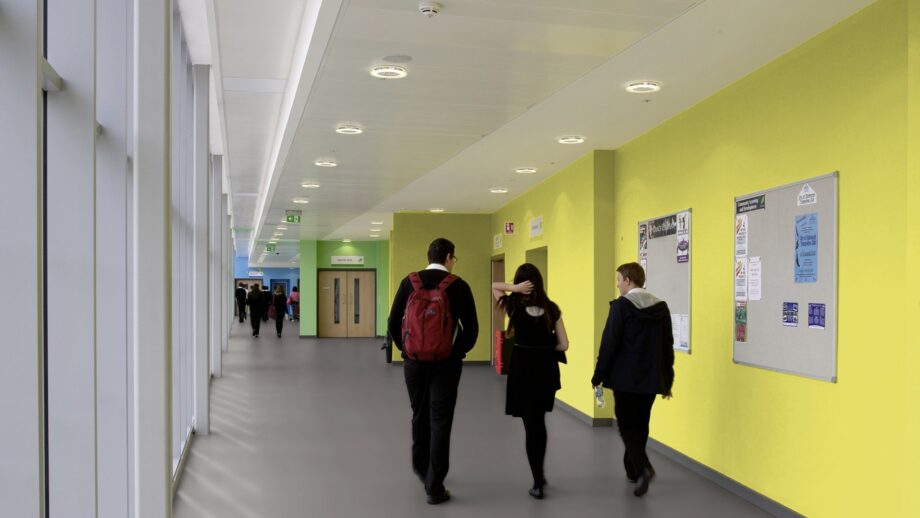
592 262 674 498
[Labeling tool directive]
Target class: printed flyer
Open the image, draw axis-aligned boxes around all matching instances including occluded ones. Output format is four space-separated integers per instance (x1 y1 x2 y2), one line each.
735 302 748 342
794 213 818 283
735 214 748 257
782 302 799 327
676 211 690 263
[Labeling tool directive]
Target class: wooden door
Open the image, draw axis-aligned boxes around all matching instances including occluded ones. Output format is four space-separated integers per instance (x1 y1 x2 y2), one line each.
318 270 347 337
318 270 376 337
346 271 376 337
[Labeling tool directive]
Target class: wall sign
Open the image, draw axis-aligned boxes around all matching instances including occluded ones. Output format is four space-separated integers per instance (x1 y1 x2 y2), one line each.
504 222 515 235
529 216 543 238
331 255 364 265
493 234 502 250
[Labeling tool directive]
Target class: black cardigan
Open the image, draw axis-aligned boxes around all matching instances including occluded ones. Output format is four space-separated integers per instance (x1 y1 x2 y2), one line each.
592 296 675 394
387 268 479 361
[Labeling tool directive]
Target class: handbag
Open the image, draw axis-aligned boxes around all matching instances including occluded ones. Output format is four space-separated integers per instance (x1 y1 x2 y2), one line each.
268 303 276 319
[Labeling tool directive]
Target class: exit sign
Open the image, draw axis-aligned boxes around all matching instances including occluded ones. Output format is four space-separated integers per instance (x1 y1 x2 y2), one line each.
265 244 276 252
285 214 301 224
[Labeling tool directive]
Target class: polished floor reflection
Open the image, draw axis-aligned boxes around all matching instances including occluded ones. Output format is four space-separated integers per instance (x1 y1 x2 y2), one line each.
173 323 771 518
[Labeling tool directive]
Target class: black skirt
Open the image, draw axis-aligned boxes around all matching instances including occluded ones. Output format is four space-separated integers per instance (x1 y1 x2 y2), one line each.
505 344 561 417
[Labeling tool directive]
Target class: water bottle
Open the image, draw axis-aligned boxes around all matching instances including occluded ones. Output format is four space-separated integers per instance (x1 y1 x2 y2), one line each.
594 386 606 408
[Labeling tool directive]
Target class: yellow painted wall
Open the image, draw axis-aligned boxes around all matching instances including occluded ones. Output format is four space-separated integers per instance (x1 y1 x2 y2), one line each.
610 0 910 515
907 1 920 515
389 213 492 361
490 151 616 417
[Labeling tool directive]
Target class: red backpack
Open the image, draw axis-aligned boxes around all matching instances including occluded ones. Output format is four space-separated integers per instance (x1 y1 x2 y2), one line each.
401 272 457 361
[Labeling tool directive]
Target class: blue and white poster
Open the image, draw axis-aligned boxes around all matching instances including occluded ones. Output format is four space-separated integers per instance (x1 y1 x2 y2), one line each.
794 213 818 283
808 303 826 329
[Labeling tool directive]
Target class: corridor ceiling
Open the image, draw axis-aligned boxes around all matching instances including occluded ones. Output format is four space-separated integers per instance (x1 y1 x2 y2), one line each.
182 0 874 266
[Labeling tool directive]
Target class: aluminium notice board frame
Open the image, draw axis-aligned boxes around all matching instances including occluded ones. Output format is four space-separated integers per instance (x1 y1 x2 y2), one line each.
639 209 691 354
732 172 838 382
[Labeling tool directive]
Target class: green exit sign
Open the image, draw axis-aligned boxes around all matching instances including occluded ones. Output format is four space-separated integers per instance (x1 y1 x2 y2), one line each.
266 244 276 253
286 214 301 224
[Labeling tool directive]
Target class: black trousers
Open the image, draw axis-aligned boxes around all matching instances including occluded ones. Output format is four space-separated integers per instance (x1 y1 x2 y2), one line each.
613 391 656 480
250 310 261 335
275 316 284 335
404 358 462 496
236 299 246 322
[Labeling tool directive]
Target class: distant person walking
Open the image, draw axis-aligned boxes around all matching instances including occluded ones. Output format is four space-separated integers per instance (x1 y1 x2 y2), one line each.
492 263 569 500
247 284 264 337
387 238 478 505
592 262 674 497
288 286 300 321
261 286 271 322
235 282 248 322
273 285 288 338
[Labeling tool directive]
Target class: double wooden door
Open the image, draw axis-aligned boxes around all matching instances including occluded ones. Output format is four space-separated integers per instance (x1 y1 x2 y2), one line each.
318 270 376 337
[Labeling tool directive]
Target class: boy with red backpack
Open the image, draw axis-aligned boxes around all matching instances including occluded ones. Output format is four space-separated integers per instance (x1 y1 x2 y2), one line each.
387 237 479 505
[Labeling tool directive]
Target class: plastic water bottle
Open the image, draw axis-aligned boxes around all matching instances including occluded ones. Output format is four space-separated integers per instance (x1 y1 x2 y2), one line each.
594 386 606 408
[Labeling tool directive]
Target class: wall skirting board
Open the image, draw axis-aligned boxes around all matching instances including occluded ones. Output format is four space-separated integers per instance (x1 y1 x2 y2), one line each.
554 398 802 518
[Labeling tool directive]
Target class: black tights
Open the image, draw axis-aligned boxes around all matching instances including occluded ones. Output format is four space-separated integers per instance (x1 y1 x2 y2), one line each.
522 414 547 487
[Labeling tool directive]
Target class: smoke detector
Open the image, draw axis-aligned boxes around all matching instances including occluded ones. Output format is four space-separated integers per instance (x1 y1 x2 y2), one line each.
418 1 442 18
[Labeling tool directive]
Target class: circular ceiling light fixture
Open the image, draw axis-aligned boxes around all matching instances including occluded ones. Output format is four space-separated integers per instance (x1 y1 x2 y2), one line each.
292 198 310 204
429 208 445 213
335 123 363 135
301 181 321 189
514 167 537 174
370 64 407 79
314 159 337 167
489 187 509 194
557 135 585 144
625 80 662 94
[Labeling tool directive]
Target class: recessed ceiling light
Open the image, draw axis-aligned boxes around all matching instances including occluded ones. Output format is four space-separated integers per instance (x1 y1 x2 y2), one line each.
625 80 662 93
514 167 537 174
276 226 288 230
268 240 278 244
301 182 320 189
335 123 363 135
370 64 407 79
370 221 383 225
370 234 380 238
370 228 381 232
489 187 509 194
342 239 352 243
557 135 585 144
292 198 310 204
430 208 445 213
314 159 337 167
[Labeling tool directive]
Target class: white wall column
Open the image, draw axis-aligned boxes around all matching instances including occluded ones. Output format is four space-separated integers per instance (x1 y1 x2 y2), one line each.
46 0 98 513
223 195 231 352
96 0 131 513
193 65 210 434
0 1 45 515
210 155 223 377
132 0 172 515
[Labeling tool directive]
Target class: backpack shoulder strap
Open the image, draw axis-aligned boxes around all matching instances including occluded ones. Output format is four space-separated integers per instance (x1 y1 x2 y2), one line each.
408 272 423 291
437 274 458 291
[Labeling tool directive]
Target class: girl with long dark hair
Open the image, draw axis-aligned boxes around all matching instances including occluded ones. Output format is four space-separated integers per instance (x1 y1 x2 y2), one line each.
492 263 569 499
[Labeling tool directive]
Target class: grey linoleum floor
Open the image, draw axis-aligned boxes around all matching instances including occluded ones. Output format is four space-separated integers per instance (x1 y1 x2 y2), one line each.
173 320 772 518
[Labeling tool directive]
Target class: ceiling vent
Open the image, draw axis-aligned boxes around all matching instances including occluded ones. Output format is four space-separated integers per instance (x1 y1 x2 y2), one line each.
418 2 442 18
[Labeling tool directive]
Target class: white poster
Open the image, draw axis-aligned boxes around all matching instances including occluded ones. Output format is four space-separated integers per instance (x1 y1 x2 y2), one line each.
493 233 502 250
735 214 748 257
676 211 690 263
797 183 817 206
734 257 748 301
748 256 762 301
530 216 543 237
671 313 690 352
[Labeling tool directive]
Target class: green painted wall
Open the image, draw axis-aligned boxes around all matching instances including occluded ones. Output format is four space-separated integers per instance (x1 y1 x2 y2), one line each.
609 1 911 515
490 150 616 418
390 213 492 361
299 240 389 336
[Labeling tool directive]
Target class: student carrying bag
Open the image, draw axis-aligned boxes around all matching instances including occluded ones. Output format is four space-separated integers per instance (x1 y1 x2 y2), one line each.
401 272 457 361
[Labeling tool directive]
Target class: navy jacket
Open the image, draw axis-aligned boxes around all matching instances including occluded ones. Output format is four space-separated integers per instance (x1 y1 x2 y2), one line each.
592 295 675 394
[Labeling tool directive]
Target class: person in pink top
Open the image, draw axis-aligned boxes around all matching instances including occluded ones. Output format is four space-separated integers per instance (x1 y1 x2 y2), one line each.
287 286 300 321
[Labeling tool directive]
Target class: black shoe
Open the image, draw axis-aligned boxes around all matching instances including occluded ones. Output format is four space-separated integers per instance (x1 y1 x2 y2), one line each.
277 333 282 338
628 466 653 484
255 333 259 338
634 468 653 497
528 486 544 500
427 489 450 505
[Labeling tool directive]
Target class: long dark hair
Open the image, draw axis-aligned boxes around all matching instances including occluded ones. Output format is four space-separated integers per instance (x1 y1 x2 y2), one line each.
498 263 555 333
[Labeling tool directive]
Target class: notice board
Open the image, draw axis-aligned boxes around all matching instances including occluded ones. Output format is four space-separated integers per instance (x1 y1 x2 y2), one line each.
638 209 691 353
732 173 838 382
